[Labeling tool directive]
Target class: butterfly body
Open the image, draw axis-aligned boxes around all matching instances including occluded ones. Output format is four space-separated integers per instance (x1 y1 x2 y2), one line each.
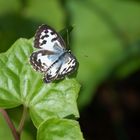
30 25 78 83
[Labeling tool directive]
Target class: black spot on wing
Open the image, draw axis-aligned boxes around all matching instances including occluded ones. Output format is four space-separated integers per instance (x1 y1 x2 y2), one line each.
41 40 47 45
40 34 49 39
51 31 55 35
51 37 58 42
44 30 48 33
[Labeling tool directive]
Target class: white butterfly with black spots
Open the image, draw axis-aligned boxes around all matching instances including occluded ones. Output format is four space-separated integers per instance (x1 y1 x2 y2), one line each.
30 24 78 83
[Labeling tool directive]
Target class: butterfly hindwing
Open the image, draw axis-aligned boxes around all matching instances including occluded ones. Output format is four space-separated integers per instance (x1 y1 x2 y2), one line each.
43 51 78 82
58 52 78 78
43 59 63 83
30 50 59 72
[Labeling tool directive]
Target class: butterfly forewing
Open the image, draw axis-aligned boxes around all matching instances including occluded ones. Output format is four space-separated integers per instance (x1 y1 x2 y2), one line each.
30 24 66 72
34 24 66 51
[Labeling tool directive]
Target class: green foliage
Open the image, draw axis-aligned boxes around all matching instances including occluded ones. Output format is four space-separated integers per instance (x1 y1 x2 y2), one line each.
0 0 140 139
0 113 14 140
0 0 64 52
37 118 84 140
66 0 140 108
0 37 82 139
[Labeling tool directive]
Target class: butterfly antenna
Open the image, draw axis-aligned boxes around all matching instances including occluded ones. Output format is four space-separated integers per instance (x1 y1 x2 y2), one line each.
66 29 70 49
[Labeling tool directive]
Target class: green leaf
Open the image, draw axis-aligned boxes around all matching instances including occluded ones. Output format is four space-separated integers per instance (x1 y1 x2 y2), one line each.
0 113 14 140
112 40 140 79
0 0 65 53
37 118 84 140
66 0 140 108
0 36 80 127
0 38 32 108
27 0 65 29
29 78 80 127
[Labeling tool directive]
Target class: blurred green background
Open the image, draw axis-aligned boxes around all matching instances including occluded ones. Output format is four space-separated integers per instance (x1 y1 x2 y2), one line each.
0 0 140 140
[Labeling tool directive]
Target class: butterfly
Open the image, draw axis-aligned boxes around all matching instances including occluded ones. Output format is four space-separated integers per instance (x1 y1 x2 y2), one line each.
30 24 78 83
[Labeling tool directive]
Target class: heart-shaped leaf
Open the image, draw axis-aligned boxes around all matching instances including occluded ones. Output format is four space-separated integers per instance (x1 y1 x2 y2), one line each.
0 37 80 127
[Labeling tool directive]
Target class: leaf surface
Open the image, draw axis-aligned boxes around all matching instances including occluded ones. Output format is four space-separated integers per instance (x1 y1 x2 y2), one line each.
37 118 84 140
0 37 80 127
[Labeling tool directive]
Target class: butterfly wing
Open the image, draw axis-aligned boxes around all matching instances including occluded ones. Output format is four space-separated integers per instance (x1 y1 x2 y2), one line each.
30 50 61 72
57 52 78 78
43 59 63 83
30 24 66 72
34 24 66 52
43 52 78 83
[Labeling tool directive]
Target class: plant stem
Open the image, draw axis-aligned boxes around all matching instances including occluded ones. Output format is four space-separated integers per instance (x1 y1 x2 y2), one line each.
17 105 27 134
0 109 20 140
